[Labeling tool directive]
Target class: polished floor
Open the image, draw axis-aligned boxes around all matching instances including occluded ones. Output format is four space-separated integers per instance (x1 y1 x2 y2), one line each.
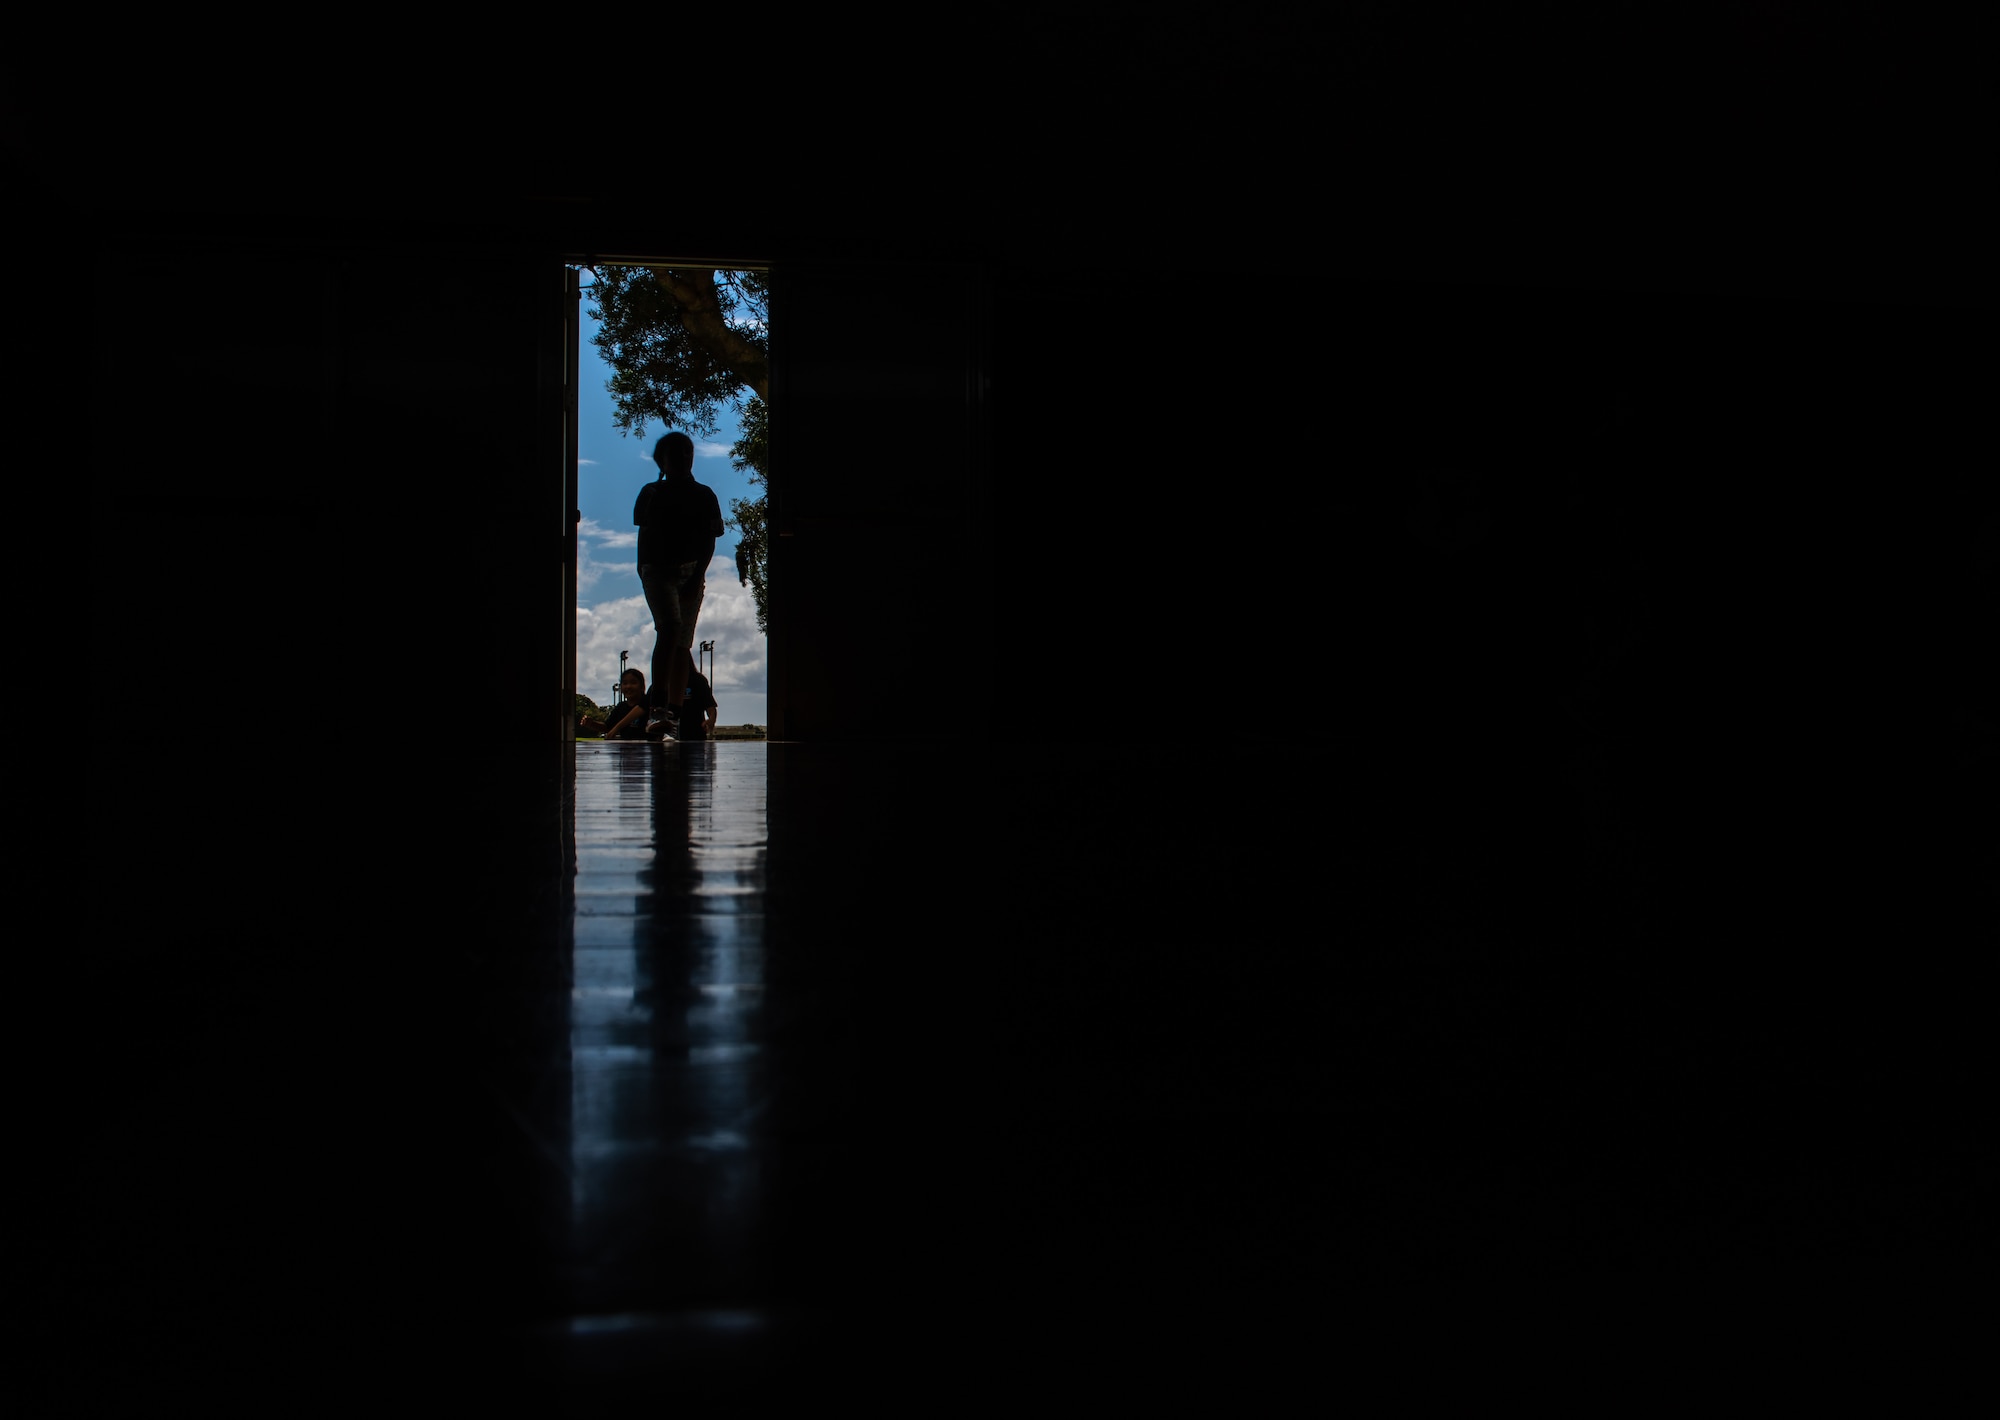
513 740 846 1390
491 739 1988 1396
60 734 1986 1404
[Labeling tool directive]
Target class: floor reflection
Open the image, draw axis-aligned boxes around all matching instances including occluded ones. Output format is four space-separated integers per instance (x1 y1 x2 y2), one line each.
567 740 771 1312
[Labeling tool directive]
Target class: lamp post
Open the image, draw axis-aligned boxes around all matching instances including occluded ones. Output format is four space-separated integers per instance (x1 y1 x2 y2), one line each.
617 649 628 708
699 639 714 685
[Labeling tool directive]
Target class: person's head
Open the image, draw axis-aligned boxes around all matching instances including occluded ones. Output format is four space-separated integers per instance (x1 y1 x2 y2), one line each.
619 668 646 701
653 432 695 477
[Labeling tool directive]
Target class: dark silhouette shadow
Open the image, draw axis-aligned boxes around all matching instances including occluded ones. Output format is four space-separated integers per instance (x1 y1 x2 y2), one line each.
635 433 726 737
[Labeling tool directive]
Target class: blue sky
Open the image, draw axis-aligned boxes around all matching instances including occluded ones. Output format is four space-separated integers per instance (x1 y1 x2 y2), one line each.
574 278 766 725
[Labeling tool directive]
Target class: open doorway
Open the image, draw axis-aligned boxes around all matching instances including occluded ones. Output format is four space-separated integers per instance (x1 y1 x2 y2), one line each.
569 263 771 739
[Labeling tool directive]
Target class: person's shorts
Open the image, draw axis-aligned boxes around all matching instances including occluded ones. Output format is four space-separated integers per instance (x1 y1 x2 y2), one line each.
639 561 706 650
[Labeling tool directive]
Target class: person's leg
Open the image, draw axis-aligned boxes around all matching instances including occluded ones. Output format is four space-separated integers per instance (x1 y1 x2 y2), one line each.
638 562 686 713
662 568 705 717
668 652 692 728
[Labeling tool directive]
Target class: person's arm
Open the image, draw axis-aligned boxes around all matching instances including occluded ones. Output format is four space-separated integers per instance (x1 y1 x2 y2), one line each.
703 703 717 734
605 702 645 738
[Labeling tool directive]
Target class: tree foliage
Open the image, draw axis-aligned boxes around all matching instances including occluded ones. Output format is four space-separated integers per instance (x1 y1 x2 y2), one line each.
726 395 770 634
586 266 772 631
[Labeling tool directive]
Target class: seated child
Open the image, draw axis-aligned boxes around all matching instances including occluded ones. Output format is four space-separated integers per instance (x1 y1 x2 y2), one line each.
678 666 719 741
602 668 654 740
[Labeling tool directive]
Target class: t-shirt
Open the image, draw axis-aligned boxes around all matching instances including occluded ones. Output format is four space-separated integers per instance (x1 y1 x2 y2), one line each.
603 697 651 739
679 671 718 740
635 472 725 573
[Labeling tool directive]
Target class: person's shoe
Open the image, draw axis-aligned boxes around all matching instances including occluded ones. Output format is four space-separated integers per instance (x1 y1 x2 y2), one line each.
646 708 678 741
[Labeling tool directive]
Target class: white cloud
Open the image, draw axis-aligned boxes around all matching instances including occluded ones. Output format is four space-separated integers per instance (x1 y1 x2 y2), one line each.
577 515 636 550
686 568 765 696
576 519 639 595
576 543 640 598
697 442 733 460
576 595 653 706
577 458 598 466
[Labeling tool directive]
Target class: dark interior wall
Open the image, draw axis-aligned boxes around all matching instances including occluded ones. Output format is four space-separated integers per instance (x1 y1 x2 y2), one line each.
979 259 1992 1086
97 246 569 908
983 271 1610 727
765 261 989 742
988 265 1989 744
78 244 581 1362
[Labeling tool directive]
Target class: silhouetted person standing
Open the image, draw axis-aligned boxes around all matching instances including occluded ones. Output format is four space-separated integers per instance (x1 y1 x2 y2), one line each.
635 432 725 739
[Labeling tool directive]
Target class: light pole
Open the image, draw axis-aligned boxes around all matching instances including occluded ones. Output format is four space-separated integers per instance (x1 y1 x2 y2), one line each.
699 639 714 685
617 649 628 708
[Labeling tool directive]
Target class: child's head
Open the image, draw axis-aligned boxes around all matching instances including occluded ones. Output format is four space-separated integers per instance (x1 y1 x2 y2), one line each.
652 431 695 476
619 669 646 700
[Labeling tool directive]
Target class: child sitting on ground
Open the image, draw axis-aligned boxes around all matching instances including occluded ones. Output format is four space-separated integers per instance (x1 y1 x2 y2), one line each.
602 668 654 740
677 666 719 741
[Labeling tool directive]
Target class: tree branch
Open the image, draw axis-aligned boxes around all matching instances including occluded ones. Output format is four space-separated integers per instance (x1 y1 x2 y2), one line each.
657 267 770 402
